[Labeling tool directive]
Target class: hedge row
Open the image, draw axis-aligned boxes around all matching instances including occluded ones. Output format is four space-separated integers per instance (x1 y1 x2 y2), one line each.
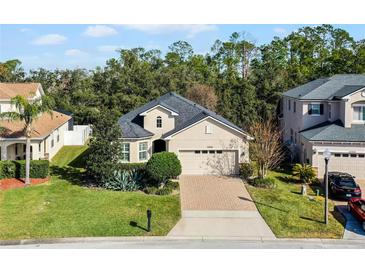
0 160 49 179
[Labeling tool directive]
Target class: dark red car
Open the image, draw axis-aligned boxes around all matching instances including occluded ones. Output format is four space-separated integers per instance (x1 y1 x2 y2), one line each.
347 198 365 231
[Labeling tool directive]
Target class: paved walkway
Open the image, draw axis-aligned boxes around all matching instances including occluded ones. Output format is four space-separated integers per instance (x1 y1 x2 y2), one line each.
168 175 275 239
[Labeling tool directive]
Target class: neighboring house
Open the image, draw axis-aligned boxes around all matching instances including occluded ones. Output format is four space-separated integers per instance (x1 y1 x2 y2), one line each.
281 74 365 179
119 92 252 175
0 83 90 161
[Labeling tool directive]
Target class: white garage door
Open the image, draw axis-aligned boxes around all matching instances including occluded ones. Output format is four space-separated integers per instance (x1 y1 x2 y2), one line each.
317 153 365 179
179 150 239 175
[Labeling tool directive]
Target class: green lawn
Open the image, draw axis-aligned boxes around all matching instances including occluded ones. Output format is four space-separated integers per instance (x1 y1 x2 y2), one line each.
51 145 89 167
246 169 345 238
0 146 181 240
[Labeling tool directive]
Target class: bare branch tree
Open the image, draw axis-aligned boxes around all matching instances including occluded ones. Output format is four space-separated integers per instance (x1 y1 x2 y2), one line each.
185 83 218 111
249 118 284 178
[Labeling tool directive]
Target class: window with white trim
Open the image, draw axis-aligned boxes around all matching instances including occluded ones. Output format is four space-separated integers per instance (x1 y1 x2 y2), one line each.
139 142 148 160
121 143 130 162
353 105 365 121
156 116 162 128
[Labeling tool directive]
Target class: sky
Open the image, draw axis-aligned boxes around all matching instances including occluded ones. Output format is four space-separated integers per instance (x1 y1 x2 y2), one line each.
1 24 365 72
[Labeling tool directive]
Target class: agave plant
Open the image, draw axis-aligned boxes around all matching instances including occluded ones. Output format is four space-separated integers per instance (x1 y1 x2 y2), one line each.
103 169 141 191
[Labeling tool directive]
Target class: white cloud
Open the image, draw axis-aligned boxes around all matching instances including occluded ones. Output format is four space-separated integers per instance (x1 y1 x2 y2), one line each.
124 24 217 38
65 49 87 57
84 25 118 37
273 27 288 35
97 45 120 52
31 34 67 45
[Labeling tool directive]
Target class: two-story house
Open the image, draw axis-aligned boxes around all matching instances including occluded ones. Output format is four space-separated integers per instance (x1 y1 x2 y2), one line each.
119 92 252 175
282 74 365 179
0 83 89 161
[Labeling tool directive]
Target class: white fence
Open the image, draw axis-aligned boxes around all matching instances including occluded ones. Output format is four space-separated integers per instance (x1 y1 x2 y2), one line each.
64 125 91 145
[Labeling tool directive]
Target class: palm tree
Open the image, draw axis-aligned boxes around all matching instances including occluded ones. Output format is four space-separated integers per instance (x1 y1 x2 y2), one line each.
0 94 54 185
292 163 316 195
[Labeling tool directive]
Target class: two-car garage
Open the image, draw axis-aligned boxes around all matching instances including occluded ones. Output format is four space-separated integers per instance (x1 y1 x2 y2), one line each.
178 149 239 175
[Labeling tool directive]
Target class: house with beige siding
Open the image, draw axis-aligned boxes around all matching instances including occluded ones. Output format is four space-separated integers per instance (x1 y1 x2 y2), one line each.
0 83 90 161
281 74 365 179
119 92 252 175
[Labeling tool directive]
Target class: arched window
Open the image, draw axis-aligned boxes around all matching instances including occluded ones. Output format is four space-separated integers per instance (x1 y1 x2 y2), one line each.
156 116 162 128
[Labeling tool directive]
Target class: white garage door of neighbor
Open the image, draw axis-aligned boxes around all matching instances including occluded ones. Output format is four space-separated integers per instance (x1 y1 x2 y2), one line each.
317 153 365 179
179 150 239 175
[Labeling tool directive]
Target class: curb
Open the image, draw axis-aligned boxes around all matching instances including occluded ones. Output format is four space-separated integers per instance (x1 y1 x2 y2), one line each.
2 235 365 246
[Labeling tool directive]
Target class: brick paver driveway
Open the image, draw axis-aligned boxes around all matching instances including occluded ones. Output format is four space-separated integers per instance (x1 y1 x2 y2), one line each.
168 175 275 239
179 175 256 211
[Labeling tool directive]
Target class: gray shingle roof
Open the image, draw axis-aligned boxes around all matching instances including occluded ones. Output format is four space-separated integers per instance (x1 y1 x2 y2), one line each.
300 120 365 142
119 92 248 138
283 74 365 100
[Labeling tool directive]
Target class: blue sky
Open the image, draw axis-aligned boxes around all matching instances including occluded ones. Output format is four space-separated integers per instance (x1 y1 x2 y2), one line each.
1 24 365 72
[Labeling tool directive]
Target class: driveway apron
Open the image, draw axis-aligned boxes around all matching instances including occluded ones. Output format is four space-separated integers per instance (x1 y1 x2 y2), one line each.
168 175 275 239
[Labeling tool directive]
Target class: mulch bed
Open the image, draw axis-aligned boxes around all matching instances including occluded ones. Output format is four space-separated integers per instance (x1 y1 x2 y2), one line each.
0 177 49 190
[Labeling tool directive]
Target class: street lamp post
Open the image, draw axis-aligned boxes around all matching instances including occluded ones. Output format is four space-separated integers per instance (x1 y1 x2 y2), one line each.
323 149 331 225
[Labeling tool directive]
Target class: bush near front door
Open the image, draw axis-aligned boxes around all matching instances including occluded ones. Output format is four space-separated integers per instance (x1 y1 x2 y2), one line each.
0 160 49 179
146 152 182 186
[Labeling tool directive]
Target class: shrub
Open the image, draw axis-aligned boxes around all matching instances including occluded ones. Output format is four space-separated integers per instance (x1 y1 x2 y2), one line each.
0 160 49 179
165 180 179 190
119 162 146 171
155 186 173 196
146 152 181 185
14 160 49 178
0 161 16 179
144 186 158 195
103 169 142 191
239 162 254 180
292 163 316 185
250 177 276 189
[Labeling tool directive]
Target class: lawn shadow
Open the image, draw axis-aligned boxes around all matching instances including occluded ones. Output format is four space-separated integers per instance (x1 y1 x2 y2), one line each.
68 148 90 168
50 165 88 186
129 221 148 232
238 196 288 213
299 215 324 224
275 176 295 184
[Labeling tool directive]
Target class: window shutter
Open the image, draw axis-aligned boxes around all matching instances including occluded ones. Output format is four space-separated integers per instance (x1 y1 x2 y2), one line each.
320 104 324 115
308 104 312 115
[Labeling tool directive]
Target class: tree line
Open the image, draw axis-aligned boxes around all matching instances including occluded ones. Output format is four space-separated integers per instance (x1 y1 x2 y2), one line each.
1 24 365 129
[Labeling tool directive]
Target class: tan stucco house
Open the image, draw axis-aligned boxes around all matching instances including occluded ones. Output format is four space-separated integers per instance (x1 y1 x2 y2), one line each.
0 83 90 161
119 92 252 175
281 74 365 179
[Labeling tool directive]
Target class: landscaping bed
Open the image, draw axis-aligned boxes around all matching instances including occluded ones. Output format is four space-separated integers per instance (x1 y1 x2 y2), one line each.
245 169 345 238
0 177 49 191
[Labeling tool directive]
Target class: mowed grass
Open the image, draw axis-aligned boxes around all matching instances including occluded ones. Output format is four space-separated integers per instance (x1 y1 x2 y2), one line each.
51 145 89 168
0 146 181 240
246 170 345 238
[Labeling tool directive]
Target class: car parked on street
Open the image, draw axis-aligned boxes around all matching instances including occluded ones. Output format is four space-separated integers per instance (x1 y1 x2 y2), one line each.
347 198 365 231
327 172 361 200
